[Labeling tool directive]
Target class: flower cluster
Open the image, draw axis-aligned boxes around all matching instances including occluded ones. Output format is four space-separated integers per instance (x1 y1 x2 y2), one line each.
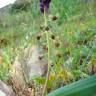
40 0 51 13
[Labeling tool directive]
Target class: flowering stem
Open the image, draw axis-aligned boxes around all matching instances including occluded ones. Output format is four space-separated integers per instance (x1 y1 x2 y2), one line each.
42 11 50 96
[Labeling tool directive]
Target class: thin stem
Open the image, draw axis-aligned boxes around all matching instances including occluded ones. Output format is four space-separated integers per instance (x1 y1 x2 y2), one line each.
42 11 50 96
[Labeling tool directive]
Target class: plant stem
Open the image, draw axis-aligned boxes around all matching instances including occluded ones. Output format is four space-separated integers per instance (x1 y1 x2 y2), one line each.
42 12 50 96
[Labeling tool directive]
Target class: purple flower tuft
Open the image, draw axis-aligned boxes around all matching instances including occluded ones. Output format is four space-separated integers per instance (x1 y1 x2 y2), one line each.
40 0 51 13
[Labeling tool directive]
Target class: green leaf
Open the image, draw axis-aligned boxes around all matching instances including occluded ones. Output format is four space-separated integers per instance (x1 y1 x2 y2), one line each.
48 75 96 96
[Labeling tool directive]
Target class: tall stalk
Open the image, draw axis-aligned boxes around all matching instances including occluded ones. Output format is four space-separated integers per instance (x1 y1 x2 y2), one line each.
42 11 50 96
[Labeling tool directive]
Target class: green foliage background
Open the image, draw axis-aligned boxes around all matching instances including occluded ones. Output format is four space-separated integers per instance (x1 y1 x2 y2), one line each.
0 0 96 93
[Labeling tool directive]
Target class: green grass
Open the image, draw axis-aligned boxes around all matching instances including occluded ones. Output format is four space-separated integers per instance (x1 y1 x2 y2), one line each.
0 0 96 95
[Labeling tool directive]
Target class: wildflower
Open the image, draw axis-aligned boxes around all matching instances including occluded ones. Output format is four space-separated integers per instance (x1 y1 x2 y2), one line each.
58 69 67 78
40 0 51 13
90 58 96 65
49 73 55 81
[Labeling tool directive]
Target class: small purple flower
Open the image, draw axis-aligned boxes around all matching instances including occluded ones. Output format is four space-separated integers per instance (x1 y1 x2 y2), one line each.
40 0 51 13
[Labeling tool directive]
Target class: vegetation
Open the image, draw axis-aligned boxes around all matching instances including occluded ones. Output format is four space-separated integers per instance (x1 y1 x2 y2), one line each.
0 0 96 95
48 75 96 96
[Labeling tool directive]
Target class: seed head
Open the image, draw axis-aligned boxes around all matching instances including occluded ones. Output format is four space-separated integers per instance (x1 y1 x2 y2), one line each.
54 41 60 48
36 34 42 40
56 52 62 58
43 44 48 51
52 16 58 21
45 26 50 31
38 55 44 60
51 34 55 40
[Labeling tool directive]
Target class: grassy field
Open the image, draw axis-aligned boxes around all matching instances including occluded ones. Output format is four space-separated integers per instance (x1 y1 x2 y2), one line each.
0 0 96 95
